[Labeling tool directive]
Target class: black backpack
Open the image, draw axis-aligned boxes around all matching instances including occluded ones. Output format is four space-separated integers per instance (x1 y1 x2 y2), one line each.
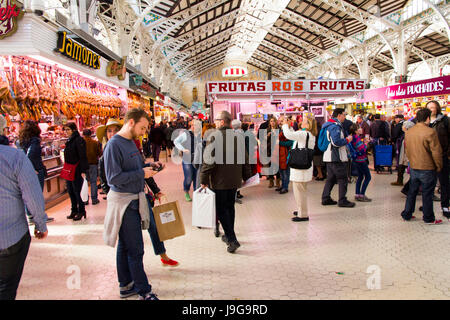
287 132 314 170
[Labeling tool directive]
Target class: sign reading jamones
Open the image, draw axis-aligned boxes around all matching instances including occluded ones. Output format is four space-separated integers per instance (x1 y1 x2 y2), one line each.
206 80 365 94
55 31 101 69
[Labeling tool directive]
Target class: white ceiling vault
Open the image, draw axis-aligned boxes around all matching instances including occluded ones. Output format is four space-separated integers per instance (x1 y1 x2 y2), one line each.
26 0 450 87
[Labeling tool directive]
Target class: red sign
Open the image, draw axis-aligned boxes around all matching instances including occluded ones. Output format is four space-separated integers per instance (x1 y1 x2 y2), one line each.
0 0 23 40
358 75 450 102
206 80 365 94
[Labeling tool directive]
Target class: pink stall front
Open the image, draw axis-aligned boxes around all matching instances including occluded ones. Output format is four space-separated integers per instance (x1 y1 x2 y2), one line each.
206 79 366 126
357 75 450 117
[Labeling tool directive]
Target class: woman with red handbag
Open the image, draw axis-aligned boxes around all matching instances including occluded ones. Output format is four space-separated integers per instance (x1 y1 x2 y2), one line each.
61 122 89 221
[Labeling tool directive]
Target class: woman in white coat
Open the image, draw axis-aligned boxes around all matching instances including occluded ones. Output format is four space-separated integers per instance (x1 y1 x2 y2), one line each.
281 114 317 222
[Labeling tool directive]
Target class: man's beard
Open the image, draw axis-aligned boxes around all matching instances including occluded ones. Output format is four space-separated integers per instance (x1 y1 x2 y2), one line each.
130 126 139 140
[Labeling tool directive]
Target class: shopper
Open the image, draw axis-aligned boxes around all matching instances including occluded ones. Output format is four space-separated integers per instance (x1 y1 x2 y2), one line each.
103 108 159 300
265 117 281 189
0 115 9 145
278 122 293 194
200 111 253 253
174 119 202 202
18 120 54 224
348 124 371 202
62 122 89 221
149 122 165 162
401 108 443 224
321 108 355 208
313 121 325 181
426 100 450 218
97 119 123 198
98 118 178 269
281 114 316 221
83 128 101 205
370 114 390 171
391 115 406 186
399 121 416 195
356 115 370 138
164 121 176 158
0 133 48 300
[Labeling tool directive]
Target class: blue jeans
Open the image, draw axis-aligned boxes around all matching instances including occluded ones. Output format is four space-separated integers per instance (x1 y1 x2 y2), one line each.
354 161 371 195
116 200 151 296
145 195 165 256
182 162 197 192
401 169 437 223
279 168 290 190
87 164 98 201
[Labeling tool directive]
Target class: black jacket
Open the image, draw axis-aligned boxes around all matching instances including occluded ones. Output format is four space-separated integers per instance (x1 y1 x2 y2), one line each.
391 121 405 143
431 114 450 158
21 136 45 171
370 120 390 140
64 131 89 174
149 126 165 145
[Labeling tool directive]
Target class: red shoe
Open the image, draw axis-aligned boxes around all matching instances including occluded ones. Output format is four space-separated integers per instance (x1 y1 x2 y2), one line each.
425 219 443 225
161 258 179 267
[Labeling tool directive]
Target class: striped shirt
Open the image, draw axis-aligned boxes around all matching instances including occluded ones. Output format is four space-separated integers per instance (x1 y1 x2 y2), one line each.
0 145 47 250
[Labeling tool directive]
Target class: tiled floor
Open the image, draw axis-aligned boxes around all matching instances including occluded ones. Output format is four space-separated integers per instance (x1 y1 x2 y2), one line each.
17 157 450 300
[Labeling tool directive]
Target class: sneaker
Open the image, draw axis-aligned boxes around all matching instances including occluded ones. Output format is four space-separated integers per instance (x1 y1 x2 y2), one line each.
92 199 100 205
425 219 443 225
184 193 192 202
360 195 372 202
227 240 241 253
322 198 337 206
338 200 356 208
139 292 159 300
120 281 137 298
292 217 309 222
161 258 179 267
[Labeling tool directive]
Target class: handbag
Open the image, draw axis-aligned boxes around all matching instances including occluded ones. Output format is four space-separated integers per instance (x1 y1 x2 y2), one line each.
287 132 314 170
60 162 79 181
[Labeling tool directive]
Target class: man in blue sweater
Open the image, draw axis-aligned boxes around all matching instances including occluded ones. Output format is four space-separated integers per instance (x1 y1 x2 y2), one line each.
103 108 159 300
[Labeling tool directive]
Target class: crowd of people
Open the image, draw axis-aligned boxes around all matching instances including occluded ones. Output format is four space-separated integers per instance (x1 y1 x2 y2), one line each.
0 99 448 300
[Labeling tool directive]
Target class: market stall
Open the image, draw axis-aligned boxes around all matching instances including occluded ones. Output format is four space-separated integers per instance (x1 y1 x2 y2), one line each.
0 13 129 208
206 79 366 126
357 75 450 118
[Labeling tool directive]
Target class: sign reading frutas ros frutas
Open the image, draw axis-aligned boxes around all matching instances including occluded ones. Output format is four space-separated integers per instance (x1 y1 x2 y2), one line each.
222 66 248 78
0 0 23 39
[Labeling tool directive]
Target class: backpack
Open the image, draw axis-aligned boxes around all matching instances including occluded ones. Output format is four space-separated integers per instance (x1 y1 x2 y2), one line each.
318 127 330 152
347 141 358 160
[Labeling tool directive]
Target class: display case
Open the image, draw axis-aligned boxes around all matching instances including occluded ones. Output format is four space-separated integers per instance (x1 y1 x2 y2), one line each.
41 138 69 209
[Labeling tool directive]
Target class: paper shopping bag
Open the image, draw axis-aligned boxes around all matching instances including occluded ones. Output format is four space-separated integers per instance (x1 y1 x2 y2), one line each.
152 200 185 241
80 178 89 202
240 173 260 190
192 187 216 228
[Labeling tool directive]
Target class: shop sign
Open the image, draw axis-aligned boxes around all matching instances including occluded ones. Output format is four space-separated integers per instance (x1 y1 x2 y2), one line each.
0 0 23 39
106 57 126 80
359 75 450 102
206 80 365 94
55 31 101 69
130 74 143 87
222 66 248 77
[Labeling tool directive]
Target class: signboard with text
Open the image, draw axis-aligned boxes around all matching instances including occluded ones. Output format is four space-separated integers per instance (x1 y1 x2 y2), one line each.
0 0 23 39
358 75 450 102
206 80 366 95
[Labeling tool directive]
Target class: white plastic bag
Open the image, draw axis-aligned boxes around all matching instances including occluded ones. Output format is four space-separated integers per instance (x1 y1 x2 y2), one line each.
80 178 89 202
240 173 260 189
192 187 216 228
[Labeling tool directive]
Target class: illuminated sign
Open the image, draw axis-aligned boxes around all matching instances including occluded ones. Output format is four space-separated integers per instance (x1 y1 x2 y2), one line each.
207 80 366 94
222 66 248 78
0 0 23 39
55 31 101 69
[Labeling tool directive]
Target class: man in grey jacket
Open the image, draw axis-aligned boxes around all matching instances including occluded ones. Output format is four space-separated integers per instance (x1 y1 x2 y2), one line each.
200 111 253 253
